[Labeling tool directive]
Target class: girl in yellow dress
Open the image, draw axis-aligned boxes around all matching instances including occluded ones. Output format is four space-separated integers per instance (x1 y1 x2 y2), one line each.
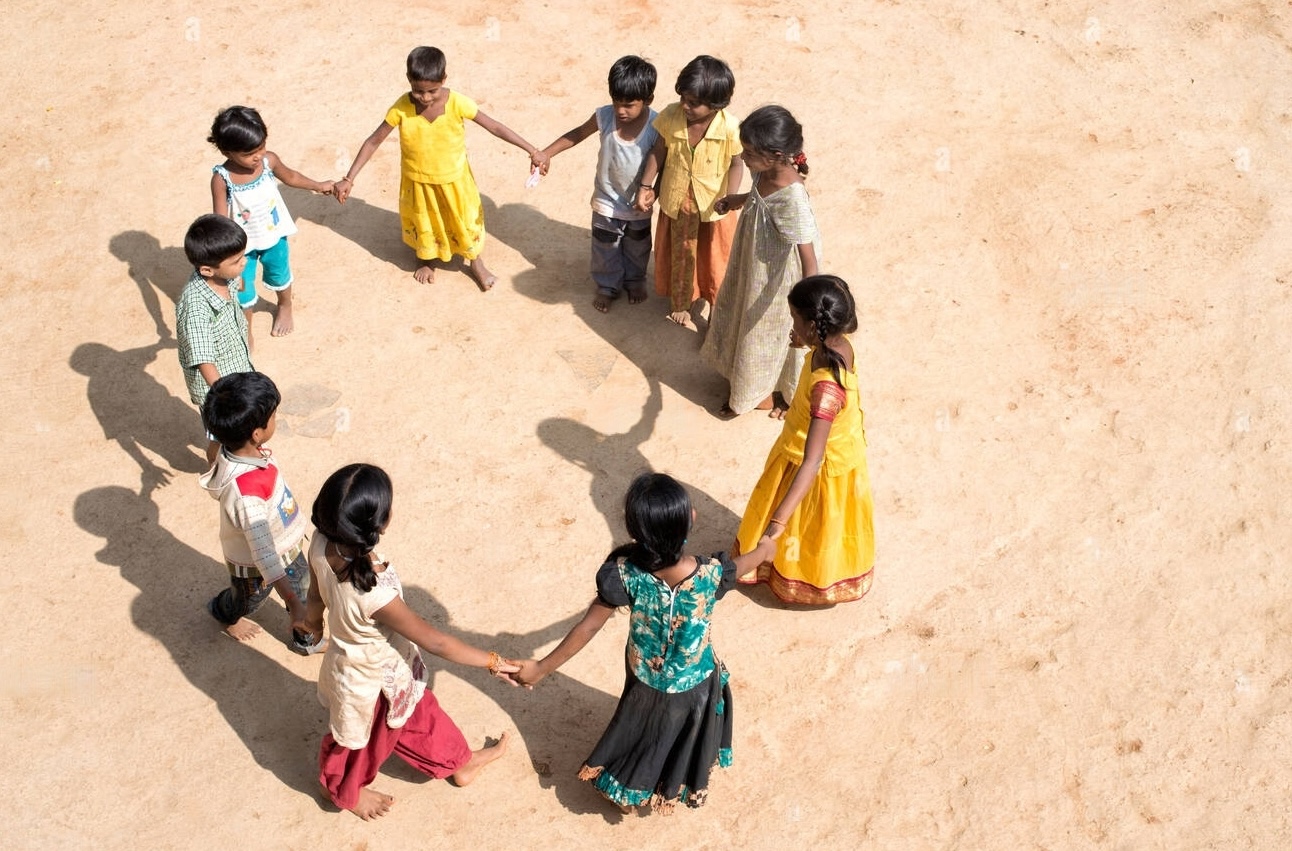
735 275 876 604
335 46 540 290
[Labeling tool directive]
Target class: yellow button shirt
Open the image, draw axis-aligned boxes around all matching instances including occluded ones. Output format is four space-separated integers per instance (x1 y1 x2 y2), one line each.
653 103 742 223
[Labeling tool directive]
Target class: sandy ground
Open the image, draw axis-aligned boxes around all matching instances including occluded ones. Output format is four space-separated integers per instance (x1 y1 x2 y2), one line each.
3 0 1290 847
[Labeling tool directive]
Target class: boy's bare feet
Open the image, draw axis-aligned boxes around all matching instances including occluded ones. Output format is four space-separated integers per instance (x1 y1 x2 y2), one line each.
593 295 612 313
350 786 395 820
271 293 294 336
469 257 497 292
414 265 436 284
224 617 262 641
628 291 648 305
450 732 510 787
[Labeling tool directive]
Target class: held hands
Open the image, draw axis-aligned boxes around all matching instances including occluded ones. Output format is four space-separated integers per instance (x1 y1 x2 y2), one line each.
486 652 527 688
316 180 337 197
529 150 551 176
634 185 656 212
333 177 355 204
713 193 748 215
514 659 545 688
292 614 324 644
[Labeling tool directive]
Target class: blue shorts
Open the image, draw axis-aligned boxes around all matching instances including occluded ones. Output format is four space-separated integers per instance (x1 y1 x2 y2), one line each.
236 238 292 309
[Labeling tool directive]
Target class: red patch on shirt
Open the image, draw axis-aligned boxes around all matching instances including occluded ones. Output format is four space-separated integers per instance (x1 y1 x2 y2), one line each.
235 465 278 500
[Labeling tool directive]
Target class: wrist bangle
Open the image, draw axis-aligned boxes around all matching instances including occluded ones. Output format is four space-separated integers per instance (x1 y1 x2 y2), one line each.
769 518 787 526
486 651 503 675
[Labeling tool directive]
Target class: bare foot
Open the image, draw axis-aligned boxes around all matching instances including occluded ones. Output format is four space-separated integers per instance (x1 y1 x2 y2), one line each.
753 394 775 411
450 732 510 787
717 403 739 420
666 310 691 327
628 291 648 305
769 391 790 419
469 257 497 292
271 295 294 337
414 265 436 284
224 617 262 641
350 786 395 820
593 295 611 313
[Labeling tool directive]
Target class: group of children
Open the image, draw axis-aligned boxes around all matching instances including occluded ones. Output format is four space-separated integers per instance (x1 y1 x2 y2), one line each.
173 46 875 819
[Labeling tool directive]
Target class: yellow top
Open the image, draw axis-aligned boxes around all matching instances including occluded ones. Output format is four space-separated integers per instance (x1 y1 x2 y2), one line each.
385 90 479 184
653 102 742 222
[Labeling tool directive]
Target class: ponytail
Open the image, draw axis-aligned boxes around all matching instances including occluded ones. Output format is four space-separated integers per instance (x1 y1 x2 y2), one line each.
311 464 394 593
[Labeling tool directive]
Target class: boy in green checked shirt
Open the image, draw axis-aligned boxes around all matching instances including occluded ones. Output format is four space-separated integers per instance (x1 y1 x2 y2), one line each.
177 214 253 464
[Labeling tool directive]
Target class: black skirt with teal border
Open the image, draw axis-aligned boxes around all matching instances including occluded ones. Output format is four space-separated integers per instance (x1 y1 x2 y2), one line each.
578 659 733 812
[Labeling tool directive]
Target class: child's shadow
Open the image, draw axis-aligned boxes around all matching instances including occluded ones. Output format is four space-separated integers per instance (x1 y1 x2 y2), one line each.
537 377 740 556
292 192 419 273
70 342 208 496
394 583 628 822
109 230 194 341
75 486 327 798
486 196 725 409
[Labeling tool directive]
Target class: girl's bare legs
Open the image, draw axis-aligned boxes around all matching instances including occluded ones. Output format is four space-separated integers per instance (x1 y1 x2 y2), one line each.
449 732 510 786
271 286 294 336
468 256 497 292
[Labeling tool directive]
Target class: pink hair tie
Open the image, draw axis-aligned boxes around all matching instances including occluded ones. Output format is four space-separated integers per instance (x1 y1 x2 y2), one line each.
792 152 808 167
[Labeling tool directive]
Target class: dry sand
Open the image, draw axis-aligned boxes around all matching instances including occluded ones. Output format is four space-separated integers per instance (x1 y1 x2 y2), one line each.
3 1 1290 847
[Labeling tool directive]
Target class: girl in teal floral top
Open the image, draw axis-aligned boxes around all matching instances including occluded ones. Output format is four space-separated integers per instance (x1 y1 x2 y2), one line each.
517 473 775 813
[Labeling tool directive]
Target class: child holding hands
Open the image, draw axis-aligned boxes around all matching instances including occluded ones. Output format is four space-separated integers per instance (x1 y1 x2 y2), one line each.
636 55 744 327
208 106 334 340
199 371 322 653
300 464 518 820
335 46 541 291
702 105 821 418
517 473 776 814
531 56 659 313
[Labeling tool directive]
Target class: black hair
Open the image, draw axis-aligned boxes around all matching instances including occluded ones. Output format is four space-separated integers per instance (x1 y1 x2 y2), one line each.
788 275 859 387
607 473 692 572
740 104 809 176
184 213 248 269
311 464 394 593
608 55 657 103
674 55 734 109
201 371 280 448
207 105 267 154
406 46 447 82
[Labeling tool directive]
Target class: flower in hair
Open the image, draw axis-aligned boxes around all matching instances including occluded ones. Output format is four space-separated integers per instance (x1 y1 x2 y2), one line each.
792 151 808 167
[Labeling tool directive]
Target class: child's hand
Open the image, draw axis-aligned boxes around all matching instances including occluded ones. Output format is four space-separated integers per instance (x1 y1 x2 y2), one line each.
714 193 746 215
530 150 551 175
318 180 336 196
514 660 544 689
333 177 354 204
293 617 324 644
634 186 656 212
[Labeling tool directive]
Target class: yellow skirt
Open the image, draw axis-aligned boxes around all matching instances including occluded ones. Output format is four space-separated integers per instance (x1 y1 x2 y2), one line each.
735 452 875 605
399 167 485 262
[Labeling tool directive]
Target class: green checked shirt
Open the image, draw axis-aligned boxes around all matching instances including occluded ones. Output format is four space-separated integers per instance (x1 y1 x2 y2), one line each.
176 271 252 405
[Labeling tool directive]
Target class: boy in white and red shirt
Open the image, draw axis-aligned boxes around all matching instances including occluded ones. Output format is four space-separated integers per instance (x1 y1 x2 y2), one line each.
200 371 324 653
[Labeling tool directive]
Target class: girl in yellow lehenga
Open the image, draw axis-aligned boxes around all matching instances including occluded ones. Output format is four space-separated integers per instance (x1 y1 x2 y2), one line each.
335 46 541 290
735 275 875 604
